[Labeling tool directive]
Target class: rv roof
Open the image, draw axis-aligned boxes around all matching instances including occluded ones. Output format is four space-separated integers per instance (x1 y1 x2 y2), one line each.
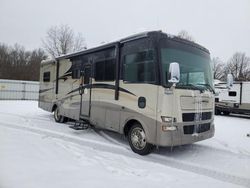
41 59 56 65
119 30 159 43
55 30 209 60
56 31 157 60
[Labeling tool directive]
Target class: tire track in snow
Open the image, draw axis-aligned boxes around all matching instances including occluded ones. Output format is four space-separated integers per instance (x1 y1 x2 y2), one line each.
0 112 54 122
99 129 250 158
1 122 250 187
99 130 250 187
96 130 130 149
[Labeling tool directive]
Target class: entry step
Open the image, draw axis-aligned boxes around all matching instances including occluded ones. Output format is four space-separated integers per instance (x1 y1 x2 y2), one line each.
69 120 90 130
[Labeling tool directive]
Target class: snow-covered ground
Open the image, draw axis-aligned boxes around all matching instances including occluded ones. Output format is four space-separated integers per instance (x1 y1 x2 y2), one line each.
0 101 250 188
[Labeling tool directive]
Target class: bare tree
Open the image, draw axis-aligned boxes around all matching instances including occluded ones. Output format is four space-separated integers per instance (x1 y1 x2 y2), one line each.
28 49 47 80
0 43 46 81
42 24 87 58
225 52 250 81
0 43 10 78
177 30 195 42
212 57 225 80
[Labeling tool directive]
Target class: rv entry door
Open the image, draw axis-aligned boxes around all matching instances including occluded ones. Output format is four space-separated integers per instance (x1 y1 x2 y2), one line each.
80 64 91 118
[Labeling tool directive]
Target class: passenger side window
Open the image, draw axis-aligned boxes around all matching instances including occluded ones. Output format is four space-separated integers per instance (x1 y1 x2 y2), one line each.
95 59 115 81
72 69 81 79
84 67 91 84
123 50 156 83
94 48 116 82
72 59 81 79
43 72 50 82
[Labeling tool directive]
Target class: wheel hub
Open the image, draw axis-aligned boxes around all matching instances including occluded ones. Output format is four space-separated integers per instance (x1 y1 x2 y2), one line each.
131 127 146 150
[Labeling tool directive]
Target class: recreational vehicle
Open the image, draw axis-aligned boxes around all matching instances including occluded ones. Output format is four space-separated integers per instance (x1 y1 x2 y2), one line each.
215 80 250 115
39 31 215 155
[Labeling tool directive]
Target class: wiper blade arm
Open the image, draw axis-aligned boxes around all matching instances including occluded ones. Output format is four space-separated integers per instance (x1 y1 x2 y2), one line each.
176 84 205 92
196 84 215 94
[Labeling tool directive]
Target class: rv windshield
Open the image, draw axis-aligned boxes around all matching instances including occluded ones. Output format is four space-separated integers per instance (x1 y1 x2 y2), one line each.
160 40 213 91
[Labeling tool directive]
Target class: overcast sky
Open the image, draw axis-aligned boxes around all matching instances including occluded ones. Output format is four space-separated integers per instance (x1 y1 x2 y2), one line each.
0 0 249 61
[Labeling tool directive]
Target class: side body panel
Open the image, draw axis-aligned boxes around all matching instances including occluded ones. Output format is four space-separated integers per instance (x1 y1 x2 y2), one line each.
215 82 250 114
215 83 240 103
118 83 158 144
56 59 81 120
38 61 56 112
242 82 250 104
89 46 119 131
90 81 118 130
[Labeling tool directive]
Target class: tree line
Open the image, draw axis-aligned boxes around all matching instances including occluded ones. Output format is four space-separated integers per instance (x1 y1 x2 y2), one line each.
0 43 47 81
212 53 250 81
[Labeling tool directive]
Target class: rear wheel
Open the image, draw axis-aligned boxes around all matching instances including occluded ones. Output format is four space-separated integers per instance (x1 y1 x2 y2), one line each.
223 111 230 115
54 107 65 123
128 123 153 155
215 108 221 115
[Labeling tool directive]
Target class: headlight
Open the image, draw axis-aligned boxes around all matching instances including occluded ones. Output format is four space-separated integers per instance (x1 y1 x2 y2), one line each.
161 116 176 123
162 125 177 131
161 116 177 131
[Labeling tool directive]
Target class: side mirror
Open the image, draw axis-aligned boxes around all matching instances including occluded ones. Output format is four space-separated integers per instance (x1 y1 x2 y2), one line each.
227 74 233 89
168 62 180 85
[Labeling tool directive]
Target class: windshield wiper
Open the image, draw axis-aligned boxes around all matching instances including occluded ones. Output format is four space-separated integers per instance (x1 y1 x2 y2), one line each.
176 84 206 92
196 83 215 94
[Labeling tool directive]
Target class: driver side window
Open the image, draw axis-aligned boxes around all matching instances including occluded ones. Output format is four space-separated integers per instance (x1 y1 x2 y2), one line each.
123 49 156 83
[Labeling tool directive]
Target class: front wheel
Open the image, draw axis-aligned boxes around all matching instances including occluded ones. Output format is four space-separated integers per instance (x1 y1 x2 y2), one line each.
215 108 221 115
222 111 230 115
128 123 153 155
54 107 65 123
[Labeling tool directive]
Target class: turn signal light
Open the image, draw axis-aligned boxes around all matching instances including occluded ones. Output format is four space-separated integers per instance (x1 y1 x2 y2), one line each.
162 125 177 131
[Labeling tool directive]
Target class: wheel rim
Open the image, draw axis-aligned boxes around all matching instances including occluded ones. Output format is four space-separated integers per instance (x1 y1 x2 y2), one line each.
131 127 146 150
54 108 59 121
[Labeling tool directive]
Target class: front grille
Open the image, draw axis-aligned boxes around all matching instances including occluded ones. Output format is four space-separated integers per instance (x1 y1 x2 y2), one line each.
183 123 210 134
182 112 212 122
183 125 194 134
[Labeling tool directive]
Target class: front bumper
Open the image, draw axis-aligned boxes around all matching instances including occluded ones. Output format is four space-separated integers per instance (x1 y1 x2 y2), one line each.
156 120 215 147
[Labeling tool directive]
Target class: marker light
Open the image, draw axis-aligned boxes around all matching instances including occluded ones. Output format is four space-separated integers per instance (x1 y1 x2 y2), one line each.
162 125 177 131
161 116 176 123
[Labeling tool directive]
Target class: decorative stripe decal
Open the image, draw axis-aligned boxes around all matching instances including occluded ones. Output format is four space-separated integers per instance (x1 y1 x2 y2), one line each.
67 83 136 96
60 94 79 103
39 87 54 93
57 72 72 81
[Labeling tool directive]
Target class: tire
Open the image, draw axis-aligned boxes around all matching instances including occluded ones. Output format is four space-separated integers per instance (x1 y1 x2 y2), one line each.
63 117 68 123
215 109 221 115
223 111 230 116
128 123 153 155
53 107 65 123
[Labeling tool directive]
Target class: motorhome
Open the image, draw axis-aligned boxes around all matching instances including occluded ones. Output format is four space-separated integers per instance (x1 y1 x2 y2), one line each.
39 31 215 155
215 80 250 115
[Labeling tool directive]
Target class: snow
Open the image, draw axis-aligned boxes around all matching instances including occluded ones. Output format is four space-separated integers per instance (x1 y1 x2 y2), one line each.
0 101 250 188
